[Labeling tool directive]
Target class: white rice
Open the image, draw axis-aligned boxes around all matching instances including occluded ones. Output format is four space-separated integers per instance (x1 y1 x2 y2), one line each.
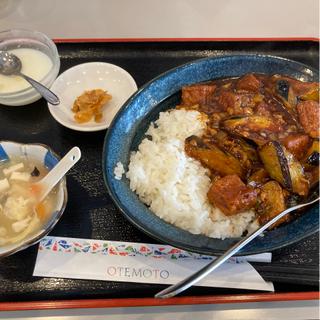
114 162 125 180
124 109 257 239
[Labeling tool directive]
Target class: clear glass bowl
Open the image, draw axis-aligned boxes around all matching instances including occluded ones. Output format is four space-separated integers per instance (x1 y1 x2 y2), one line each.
0 29 60 106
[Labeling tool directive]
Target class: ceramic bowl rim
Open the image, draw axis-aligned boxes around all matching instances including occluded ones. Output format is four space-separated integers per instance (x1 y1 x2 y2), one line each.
103 54 319 256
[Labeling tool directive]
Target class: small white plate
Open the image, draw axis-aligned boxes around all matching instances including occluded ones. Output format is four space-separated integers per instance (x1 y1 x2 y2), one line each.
48 62 137 131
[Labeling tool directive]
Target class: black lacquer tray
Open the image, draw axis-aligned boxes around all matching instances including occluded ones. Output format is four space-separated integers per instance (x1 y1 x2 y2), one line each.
0 41 318 303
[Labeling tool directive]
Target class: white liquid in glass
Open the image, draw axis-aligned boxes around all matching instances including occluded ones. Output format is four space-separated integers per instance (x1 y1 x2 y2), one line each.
0 48 53 94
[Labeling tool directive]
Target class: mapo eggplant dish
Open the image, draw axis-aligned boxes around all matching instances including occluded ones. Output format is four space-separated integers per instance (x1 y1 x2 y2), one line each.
179 73 319 228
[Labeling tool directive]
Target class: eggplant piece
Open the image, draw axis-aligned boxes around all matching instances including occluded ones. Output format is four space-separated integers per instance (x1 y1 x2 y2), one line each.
302 140 319 188
259 141 292 190
276 80 290 101
303 140 319 165
280 134 311 161
268 76 319 121
307 151 320 166
263 76 302 129
289 156 310 196
273 75 319 105
258 180 288 228
221 115 283 145
212 130 259 170
275 79 297 109
259 141 309 196
299 86 319 102
301 140 319 188
185 135 246 179
289 79 319 101
286 193 303 208
305 166 319 190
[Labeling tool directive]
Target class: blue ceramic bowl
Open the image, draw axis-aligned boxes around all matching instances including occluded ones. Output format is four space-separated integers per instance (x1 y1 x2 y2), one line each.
103 55 319 255
0 141 67 257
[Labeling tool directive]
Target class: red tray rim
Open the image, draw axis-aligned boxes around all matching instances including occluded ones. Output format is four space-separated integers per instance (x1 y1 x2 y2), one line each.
2 37 318 311
53 37 320 43
0 292 318 311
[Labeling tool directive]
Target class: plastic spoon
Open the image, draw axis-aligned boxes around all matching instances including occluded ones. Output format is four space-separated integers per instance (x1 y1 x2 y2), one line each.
32 147 81 203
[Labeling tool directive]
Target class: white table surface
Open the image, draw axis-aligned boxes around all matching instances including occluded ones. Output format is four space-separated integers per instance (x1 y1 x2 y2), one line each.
0 0 319 318
0 0 319 39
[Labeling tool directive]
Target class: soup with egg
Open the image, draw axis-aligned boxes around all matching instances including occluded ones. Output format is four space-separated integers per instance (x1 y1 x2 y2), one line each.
0 157 57 246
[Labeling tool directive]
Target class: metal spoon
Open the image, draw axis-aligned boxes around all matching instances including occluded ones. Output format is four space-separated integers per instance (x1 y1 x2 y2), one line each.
155 195 319 299
0 50 60 105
